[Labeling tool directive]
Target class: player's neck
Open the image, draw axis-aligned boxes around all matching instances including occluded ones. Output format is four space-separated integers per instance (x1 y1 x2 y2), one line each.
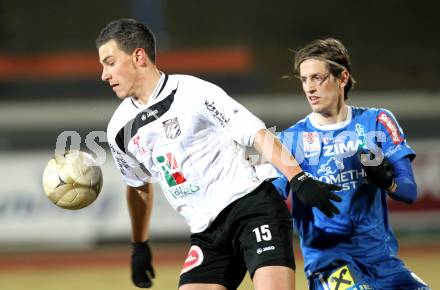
313 104 348 126
136 67 162 105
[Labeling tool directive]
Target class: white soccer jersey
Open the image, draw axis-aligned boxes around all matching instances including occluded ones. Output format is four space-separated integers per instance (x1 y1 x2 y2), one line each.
107 74 269 233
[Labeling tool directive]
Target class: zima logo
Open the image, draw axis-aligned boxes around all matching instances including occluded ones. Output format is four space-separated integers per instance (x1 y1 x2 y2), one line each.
180 245 204 274
162 117 181 139
377 112 403 145
156 153 186 187
323 140 361 157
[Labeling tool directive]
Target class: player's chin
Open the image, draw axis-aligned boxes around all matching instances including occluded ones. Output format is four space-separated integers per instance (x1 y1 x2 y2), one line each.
115 92 129 100
309 103 322 112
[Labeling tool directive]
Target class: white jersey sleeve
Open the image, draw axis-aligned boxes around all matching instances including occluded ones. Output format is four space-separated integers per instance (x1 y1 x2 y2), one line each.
195 81 266 147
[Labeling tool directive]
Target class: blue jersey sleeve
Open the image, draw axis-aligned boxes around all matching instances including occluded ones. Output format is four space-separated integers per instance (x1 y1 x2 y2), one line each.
271 130 296 199
272 174 291 199
376 109 415 162
388 156 418 204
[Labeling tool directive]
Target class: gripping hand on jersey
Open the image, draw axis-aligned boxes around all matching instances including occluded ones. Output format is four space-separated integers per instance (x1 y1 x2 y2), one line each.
290 172 342 218
359 151 395 191
131 241 155 288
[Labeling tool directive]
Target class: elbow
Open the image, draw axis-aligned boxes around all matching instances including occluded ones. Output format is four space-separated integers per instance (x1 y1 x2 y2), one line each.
406 190 418 204
394 184 417 204
402 194 417 205
390 179 418 204
405 182 418 204
390 192 416 205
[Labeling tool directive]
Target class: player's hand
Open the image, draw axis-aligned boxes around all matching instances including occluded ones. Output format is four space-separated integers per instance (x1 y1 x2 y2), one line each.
131 241 155 288
290 172 342 218
359 151 394 190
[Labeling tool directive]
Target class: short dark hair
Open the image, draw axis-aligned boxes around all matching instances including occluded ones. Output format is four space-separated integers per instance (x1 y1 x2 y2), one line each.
96 18 156 63
294 38 355 99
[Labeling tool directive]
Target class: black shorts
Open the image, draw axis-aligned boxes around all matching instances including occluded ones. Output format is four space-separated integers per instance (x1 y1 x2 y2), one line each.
179 181 295 289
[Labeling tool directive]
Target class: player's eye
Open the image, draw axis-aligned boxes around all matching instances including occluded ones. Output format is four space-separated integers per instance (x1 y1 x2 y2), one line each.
311 75 322 82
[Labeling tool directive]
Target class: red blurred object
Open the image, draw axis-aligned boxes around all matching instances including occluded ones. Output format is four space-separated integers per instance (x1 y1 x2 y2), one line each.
0 47 253 80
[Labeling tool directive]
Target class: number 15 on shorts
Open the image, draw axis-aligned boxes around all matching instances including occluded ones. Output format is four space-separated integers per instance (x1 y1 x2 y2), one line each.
252 225 272 242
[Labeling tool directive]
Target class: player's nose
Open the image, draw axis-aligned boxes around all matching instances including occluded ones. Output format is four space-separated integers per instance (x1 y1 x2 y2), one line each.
101 68 111 82
303 80 315 94
305 85 316 94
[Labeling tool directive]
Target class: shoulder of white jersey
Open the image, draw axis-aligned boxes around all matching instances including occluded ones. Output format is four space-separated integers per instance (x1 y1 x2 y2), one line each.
107 98 138 140
170 73 216 85
167 74 226 111
170 74 222 94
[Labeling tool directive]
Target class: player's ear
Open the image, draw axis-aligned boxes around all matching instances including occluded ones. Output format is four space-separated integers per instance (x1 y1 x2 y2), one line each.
339 69 349 88
133 48 147 66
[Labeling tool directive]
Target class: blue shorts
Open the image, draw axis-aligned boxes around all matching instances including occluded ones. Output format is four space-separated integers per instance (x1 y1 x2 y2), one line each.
308 257 430 290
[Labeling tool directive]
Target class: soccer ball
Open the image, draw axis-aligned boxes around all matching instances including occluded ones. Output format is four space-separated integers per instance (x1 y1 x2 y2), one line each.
42 150 103 210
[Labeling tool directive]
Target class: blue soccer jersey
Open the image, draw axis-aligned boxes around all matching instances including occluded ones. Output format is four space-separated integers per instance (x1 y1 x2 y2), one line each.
272 106 416 277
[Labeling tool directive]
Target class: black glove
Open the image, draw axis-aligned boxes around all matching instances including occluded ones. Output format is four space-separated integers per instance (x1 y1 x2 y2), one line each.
131 241 155 288
290 172 342 218
359 151 394 190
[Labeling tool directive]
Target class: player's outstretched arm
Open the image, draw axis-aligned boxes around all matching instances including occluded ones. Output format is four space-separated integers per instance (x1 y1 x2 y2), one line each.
127 184 156 288
253 129 342 217
360 152 417 204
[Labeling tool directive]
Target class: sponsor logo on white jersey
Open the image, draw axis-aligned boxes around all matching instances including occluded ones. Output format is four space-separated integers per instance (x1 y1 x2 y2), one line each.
168 183 201 199
204 100 230 127
162 117 181 139
147 109 159 117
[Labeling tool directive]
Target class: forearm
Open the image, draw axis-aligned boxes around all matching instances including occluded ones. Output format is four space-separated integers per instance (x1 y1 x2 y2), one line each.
387 157 417 204
127 183 154 242
253 129 302 180
388 176 417 204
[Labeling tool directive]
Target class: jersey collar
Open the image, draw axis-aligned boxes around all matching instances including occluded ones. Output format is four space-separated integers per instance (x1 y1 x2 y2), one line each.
131 72 168 108
308 106 352 131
